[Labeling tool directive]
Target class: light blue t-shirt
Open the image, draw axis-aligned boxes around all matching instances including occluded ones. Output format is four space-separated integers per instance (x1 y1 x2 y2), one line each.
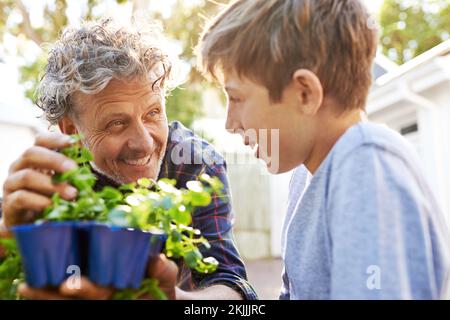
280 122 450 299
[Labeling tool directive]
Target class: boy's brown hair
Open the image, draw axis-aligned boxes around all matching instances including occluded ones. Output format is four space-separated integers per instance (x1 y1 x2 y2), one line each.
197 0 378 111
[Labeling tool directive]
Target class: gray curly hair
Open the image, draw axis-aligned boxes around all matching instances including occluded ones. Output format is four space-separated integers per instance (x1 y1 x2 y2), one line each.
37 18 173 125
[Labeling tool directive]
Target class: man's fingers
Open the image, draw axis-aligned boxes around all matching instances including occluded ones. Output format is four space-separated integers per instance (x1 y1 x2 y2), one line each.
145 254 178 300
9 146 77 174
34 132 75 150
2 133 78 227
147 254 179 284
5 190 52 212
4 169 78 200
18 283 68 300
4 170 55 195
18 278 113 300
147 254 179 279
59 276 113 300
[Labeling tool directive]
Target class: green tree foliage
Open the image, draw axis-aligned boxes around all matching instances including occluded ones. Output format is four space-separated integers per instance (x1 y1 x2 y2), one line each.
165 86 203 129
0 0 226 127
380 0 450 64
154 0 226 126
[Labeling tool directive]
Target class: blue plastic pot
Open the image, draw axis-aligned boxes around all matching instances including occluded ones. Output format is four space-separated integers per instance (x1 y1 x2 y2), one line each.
12 222 80 288
12 221 167 289
87 224 167 289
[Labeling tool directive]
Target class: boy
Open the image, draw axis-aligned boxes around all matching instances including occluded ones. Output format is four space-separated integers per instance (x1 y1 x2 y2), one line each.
196 0 450 299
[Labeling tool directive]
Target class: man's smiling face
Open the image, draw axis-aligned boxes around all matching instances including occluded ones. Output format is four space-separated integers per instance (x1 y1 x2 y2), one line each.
61 77 169 184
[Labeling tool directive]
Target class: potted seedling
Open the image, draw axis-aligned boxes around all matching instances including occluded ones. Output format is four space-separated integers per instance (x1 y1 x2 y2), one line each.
0 135 222 299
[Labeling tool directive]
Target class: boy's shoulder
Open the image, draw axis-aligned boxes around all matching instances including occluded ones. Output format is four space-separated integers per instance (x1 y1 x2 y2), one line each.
329 121 420 170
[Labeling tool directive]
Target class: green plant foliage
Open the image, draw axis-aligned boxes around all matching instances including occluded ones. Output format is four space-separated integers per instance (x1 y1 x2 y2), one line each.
0 134 223 299
0 238 24 300
111 278 167 300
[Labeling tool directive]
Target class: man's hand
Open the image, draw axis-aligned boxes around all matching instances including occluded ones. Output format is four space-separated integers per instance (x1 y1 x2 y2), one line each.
145 253 178 299
1 132 79 227
17 254 179 300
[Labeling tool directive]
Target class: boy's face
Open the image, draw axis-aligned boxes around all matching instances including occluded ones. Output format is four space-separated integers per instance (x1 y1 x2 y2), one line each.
223 71 318 174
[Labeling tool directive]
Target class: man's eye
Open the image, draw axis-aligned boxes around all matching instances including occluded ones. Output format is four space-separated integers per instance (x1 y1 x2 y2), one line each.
107 120 125 128
147 109 160 118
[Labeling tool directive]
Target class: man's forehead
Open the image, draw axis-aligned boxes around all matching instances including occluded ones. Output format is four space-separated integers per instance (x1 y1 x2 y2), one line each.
148 62 166 86
73 61 166 97
101 77 163 93
75 75 163 98
70 78 164 117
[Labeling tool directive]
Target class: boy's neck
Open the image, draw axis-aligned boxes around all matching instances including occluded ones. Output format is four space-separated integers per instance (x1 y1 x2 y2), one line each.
304 108 364 174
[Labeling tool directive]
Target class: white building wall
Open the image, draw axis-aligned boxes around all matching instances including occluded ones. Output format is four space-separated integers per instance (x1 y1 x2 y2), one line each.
367 61 450 227
224 151 292 259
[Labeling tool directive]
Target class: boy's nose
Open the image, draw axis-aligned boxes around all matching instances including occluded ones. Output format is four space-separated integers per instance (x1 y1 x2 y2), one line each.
225 111 241 134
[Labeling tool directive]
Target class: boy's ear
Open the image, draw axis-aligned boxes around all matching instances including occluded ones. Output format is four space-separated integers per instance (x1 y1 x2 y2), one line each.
58 116 78 135
291 69 323 116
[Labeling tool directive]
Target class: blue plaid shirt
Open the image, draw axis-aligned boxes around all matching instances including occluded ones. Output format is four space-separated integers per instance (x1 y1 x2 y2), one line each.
92 121 257 299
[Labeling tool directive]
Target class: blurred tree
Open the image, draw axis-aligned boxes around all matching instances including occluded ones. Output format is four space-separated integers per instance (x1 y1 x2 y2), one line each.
149 0 226 127
1 0 102 100
0 0 226 127
380 0 450 64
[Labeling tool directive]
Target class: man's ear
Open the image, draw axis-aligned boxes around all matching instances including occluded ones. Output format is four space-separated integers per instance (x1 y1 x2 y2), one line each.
291 69 323 116
58 116 78 135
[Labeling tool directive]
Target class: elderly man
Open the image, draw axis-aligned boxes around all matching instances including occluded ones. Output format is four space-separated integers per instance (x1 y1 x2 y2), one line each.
0 19 256 300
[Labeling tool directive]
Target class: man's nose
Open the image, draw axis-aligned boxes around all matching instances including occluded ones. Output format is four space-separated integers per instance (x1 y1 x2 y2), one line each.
127 122 154 153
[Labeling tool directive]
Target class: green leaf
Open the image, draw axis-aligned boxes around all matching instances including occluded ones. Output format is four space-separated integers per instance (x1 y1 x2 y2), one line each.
111 278 167 300
183 249 202 269
46 205 69 220
170 207 192 226
99 186 123 205
0 238 23 299
157 179 177 193
196 256 219 274
137 178 153 188
107 206 131 227
79 147 94 163
190 191 211 207
158 196 173 210
200 174 224 193
186 180 204 193
118 183 136 192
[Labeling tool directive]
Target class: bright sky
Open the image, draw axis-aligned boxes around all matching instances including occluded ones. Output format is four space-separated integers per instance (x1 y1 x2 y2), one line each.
0 0 384 109
365 0 384 14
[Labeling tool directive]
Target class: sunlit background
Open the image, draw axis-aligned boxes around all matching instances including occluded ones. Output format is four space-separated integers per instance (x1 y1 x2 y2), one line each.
1 0 450 299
